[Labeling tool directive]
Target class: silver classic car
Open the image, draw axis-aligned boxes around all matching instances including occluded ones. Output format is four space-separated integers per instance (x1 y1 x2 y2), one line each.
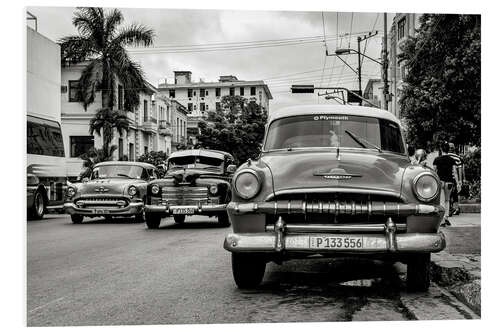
224 105 446 291
64 161 158 223
144 149 236 229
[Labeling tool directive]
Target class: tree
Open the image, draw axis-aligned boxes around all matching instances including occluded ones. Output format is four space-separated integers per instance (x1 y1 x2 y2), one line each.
79 145 118 179
399 14 480 149
60 7 154 111
196 96 268 165
137 151 169 177
89 108 129 153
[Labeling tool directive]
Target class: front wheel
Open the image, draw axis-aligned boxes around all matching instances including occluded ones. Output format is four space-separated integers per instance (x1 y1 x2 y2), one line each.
135 212 144 223
406 253 431 292
30 190 45 220
217 212 231 227
173 215 185 224
231 253 266 289
145 213 162 229
71 214 84 224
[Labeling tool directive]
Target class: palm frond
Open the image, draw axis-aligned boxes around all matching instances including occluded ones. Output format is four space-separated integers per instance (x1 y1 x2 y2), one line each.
104 8 123 41
79 59 102 110
59 36 96 65
73 7 105 49
112 23 155 48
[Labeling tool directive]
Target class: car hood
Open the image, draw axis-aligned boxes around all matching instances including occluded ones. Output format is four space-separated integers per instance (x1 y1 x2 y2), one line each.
261 150 409 196
76 178 142 196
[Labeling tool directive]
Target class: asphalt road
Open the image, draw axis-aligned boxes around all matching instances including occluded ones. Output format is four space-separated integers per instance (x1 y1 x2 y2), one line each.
27 214 478 326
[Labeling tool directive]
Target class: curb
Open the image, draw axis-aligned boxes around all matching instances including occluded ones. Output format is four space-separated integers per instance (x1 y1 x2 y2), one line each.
458 203 481 213
430 253 481 316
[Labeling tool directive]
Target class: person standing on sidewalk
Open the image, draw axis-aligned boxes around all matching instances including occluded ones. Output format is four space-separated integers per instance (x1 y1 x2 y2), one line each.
448 142 464 215
433 142 460 226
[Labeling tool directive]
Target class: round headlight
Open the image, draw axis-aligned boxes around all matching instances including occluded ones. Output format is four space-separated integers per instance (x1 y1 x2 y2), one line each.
128 186 138 196
151 184 160 195
234 170 261 199
209 184 218 195
413 173 439 202
67 187 76 198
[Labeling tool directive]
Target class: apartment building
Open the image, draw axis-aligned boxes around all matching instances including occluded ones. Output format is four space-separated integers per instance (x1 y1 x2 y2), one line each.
363 79 384 108
386 13 422 118
170 99 188 151
60 63 173 177
158 71 273 117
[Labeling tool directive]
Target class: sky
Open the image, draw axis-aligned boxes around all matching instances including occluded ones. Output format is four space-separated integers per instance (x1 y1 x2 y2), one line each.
27 6 396 111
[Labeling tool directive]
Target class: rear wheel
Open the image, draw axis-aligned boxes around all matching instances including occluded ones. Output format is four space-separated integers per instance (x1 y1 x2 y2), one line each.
145 213 161 229
173 215 185 224
231 253 266 289
217 212 231 227
406 253 431 292
71 214 84 224
30 190 45 220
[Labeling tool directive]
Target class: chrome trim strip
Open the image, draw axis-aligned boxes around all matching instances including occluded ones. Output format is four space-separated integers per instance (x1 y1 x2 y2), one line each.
265 223 407 233
265 187 406 202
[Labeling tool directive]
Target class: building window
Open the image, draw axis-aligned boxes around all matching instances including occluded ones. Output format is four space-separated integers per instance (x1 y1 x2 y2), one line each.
200 88 205 97
118 138 124 158
397 17 406 40
216 102 221 111
188 89 193 98
230 87 235 96
129 143 134 161
144 146 148 155
200 103 206 112
169 89 175 98
240 87 245 96
68 80 82 102
205 104 209 111
143 100 148 121
188 103 193 112
193 90 196 96
70 136 94 157
250 86 256 96
205 89 209 96
216 88 221 97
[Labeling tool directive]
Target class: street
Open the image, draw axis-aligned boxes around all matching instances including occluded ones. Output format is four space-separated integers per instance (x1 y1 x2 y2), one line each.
28 214 479 326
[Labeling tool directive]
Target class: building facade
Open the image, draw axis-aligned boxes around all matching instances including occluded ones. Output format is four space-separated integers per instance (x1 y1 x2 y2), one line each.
60 64 173 178
386 13 422 118
169 99 188 151
363 79 384 108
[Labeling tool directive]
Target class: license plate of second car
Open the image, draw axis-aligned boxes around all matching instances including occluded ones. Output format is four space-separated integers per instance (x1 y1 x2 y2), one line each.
309 236 363 249
172 208 195 215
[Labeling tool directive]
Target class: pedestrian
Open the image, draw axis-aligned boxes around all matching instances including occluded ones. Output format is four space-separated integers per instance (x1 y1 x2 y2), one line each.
408 146 416 164
433 142 460 227
448 142 464 215
414 148 429 167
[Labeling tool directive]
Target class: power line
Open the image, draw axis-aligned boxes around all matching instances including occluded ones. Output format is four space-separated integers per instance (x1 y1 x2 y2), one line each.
361 13 380 67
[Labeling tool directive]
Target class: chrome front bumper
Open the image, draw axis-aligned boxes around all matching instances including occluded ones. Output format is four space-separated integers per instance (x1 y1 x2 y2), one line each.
223 217 446 254
145 204 227 214
63 202 143 216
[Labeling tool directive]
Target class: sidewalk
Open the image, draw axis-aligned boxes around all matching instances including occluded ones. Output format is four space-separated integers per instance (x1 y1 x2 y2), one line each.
431 213 481 315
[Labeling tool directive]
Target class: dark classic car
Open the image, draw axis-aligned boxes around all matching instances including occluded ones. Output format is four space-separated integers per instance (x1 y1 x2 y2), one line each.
223 105 446 291
144 149 236 229
64 161 158 223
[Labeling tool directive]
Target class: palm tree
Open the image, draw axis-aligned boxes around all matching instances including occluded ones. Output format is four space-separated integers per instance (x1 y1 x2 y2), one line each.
89 108 129 153
79 145 118 179
60 7 154 110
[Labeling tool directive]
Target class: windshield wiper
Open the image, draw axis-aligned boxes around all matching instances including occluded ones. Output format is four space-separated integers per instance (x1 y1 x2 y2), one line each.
344 130 382 152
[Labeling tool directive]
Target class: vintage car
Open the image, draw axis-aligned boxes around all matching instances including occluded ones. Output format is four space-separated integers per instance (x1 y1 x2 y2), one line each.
64 161 158 223
144 149 236 229
223 105 446 292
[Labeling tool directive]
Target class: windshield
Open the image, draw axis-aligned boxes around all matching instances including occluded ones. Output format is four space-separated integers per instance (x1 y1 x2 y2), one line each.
168 155 224 171
91 165 145 180
264 115 405 154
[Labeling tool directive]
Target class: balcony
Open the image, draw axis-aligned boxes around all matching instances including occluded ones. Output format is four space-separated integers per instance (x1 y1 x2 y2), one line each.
141 117 157 133
158 120 172 136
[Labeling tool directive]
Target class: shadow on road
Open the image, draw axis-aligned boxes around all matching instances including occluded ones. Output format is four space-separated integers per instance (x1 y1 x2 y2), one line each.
157 221 229 230
68 217 142 225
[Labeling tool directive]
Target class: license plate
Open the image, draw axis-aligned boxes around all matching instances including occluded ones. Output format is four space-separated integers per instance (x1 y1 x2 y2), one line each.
172 208 195 215
309 236 363 249
93 209 109 214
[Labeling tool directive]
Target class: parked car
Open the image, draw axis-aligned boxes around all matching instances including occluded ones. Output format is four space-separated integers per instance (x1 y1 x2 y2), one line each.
223 105 446 291
64 161 158 223
144 149 236 229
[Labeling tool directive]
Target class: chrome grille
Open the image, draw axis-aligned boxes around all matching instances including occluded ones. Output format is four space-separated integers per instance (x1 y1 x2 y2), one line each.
75 197 128 207
161 186 208 205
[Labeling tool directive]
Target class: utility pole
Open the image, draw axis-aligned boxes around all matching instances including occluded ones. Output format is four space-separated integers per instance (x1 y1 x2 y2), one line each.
357 36 362 104
382 13 389 110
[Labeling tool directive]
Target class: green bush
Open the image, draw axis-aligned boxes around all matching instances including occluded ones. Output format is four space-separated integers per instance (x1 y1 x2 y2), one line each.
462 148 481 201
137 151 168 178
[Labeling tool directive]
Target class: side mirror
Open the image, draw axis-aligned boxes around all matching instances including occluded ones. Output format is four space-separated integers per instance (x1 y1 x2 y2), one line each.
82 177 89 183
226 164 237 174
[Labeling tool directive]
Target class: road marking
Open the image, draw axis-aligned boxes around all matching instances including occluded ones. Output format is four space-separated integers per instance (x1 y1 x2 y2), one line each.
28 297 66 314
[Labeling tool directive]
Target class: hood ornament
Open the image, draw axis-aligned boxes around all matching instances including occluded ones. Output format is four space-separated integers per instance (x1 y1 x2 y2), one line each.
313 168 362 180
94 186 109 193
